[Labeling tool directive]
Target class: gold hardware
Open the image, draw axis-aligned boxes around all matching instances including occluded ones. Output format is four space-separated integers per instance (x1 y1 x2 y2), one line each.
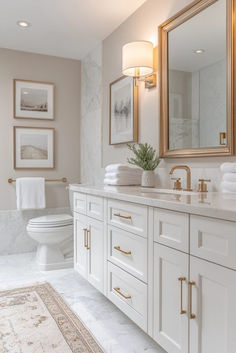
8 177 67 183
169 165 192 191
219 132 226 145
189 281 196 319
178 277 186 315
113 287 131 299
114 213 132 220
198 178 211 193
145 74 157 88
114 246 131 255
171 177 182 190
86 229 90 250
83 228 88 249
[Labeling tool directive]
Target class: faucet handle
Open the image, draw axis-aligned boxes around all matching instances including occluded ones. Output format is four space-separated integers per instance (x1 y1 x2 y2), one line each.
198 179 211 193
171 177 182 190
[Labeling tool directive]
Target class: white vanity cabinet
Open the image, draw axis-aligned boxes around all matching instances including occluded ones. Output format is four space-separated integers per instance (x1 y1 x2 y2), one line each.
72 187 236 353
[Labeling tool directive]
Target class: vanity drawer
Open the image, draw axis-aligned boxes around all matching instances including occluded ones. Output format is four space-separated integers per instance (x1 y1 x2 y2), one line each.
107 262 147 331
108 226 147 282
73 192 86 215
154 208 189 252
86 195 103 221
190 215 236 270
108 199 148 237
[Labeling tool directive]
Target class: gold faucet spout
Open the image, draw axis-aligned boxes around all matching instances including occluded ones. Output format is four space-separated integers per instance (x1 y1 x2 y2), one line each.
169 165 192 191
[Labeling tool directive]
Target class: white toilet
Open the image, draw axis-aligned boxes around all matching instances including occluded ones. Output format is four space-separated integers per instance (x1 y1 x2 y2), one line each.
27 214 73 271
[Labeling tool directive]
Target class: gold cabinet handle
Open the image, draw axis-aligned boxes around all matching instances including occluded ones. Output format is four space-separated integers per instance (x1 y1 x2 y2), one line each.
83 228 88 248
114 246 131 255
220 132 226 145
178 277 186 315
113 287 131 299
86 229 90 250
189 281 196 319
114 213 132 220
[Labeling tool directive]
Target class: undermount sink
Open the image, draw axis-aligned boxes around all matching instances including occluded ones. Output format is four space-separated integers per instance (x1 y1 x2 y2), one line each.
140 188 198 196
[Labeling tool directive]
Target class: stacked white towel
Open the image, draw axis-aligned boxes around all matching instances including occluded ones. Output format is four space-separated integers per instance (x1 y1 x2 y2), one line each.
220 163 236 193
104 164 142 186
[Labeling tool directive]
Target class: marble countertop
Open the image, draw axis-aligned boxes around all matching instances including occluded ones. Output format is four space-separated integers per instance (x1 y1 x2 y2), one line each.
69 184 236 222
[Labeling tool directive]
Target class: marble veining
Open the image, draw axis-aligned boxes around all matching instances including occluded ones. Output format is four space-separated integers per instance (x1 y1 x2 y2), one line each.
0 207 70 255
0 253 166 353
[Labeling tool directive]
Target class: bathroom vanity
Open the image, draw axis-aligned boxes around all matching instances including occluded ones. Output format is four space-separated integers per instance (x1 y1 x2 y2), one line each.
70 184 236 353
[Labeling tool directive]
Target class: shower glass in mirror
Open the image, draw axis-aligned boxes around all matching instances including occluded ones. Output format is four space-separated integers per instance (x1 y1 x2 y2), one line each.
168 0 226 150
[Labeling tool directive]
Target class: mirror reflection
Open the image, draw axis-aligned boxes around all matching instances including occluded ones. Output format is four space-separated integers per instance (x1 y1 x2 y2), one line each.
168 0 226 150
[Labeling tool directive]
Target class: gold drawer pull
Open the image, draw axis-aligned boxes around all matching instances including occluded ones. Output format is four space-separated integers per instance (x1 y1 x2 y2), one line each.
83 228 88 248
114 246 131 255
189 281 196 319
86 229 90 250
113 287 131 299
178 277 186 315
114 213 132 220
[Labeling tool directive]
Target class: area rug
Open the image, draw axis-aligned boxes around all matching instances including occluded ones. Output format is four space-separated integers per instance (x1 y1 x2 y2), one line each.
0 282 104 353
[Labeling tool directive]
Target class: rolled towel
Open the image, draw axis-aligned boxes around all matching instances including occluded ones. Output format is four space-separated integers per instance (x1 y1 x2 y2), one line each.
105 172 141 180
104 178 140 186
221 181 236 192
220 163 236 174
105 164 142 174
222 173 236 182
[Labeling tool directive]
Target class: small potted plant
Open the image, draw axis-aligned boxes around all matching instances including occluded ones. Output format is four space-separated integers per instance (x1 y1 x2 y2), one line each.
127 143 161 187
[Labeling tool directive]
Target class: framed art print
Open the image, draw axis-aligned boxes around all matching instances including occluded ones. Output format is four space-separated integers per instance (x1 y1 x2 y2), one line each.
14 126 55 169
14 79 54 120
109 76 138 145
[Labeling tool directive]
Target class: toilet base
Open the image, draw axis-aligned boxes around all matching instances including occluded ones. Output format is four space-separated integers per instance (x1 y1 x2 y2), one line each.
36 244 73 271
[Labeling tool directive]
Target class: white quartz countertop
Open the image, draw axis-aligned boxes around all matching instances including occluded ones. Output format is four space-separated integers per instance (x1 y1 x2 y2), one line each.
69 184 236 222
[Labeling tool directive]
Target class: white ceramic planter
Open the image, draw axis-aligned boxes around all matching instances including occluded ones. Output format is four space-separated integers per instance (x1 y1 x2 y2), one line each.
141 170 155 187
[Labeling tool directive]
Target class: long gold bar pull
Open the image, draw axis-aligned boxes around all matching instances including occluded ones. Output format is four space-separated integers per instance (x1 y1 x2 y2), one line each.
178 277 186 314
114 213 132 220
86 229 90 250
189 281 196 319
83 228 88 248
114 246 131 255
113 287 131 299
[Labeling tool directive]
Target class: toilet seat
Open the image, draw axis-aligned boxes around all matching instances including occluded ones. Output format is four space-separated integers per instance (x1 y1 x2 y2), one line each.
28 214 73 228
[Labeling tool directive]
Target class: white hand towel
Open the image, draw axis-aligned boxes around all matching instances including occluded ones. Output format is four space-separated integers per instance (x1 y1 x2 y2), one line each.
16 177 46 210
221 188 236 194
222 173 236 182
105 164 142 174
104 178 140 186
220 163 236 174
220 181 236 193
105 172 141 180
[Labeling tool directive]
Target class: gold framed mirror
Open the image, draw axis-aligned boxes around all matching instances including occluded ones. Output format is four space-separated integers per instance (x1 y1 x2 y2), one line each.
159 0 235 157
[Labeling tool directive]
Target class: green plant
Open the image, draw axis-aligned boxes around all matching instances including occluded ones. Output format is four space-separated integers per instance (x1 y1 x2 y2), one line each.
127 143 161 171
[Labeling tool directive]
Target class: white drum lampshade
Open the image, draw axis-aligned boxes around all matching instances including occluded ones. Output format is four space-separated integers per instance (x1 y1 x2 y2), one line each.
122 41 154 77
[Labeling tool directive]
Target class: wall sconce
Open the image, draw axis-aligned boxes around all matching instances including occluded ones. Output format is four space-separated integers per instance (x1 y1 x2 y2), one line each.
122 40 156 88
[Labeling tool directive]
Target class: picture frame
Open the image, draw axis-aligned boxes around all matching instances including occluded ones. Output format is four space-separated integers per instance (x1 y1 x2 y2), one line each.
109 76 138 145
14 79 55 120
14 126 55 169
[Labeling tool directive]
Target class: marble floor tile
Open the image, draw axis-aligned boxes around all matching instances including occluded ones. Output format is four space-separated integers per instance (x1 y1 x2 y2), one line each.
0 252 166 353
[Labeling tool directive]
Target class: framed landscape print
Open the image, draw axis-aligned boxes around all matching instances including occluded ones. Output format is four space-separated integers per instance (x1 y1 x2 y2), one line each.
14 126 55 169
14 79 54 120
109 76 138 145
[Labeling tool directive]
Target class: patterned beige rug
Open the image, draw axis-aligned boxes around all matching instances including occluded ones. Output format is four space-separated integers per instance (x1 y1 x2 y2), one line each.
0 282 104 353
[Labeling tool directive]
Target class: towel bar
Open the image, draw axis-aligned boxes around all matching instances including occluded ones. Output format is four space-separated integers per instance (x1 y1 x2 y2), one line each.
8 177 67 183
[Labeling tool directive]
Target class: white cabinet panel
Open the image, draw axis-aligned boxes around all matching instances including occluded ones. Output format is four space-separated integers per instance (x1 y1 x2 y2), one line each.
74 213 88 279
154 209 189 252
107 262 147 331
190 215 236 269
73 192 87 215
108 199 148 237
189 256 236 353
108 225 147 282
153 243 189 353
87 195 104 221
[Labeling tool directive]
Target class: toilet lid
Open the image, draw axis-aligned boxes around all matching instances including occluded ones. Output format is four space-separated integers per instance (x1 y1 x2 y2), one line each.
28 214 73 228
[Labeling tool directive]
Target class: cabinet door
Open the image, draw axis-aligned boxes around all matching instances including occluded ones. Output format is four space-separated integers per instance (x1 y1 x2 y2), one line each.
153 243 189 353
74 213 88 279
87 218 104 293
190 256 236 353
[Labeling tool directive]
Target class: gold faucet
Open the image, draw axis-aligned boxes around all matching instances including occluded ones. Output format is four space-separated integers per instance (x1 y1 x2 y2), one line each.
169 165 192 191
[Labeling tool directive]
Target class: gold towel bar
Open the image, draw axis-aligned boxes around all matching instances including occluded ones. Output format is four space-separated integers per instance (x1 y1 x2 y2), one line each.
8 177 67 183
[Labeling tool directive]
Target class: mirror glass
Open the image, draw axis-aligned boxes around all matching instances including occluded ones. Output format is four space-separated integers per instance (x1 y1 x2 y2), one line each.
168 0 226 150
